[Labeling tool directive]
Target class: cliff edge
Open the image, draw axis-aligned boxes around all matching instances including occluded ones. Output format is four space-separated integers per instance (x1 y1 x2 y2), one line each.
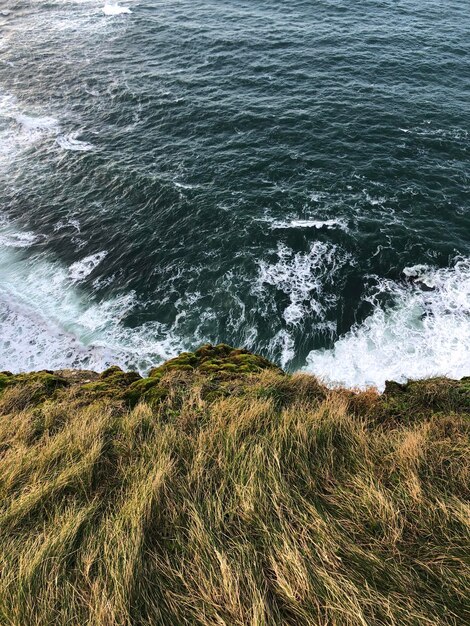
0 345 468 625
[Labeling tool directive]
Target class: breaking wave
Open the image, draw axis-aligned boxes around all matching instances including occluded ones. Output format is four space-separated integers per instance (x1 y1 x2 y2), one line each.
0 223 183 373
102 4 132 16
306 259 470 390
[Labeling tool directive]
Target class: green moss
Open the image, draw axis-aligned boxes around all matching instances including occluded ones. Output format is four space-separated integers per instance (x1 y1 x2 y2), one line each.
81 382 112 394
142 385 169 405
149 344 279 378
13 371 68 391
194 344 213 359
81 369 142 400
199 361 218 372
163 363 194 372
119 345 279 407
381 377 470 421
99 365 125 379
0 372 13 393
125 377 168 407
0 371 70 407
147 367 164 378
238 365 255 373
151 352 199 375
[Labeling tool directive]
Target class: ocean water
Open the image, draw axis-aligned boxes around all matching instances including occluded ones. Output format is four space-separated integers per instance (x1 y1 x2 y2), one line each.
0 0 469 389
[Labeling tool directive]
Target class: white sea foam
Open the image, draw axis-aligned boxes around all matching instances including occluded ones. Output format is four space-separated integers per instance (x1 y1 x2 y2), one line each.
57 132 94 152
174 181 200 190
256 242 351 326
253 241 351 370
0 235 183 373
0 95 59 164
364 193 386 207
102 4 132 15
305 259 470 390
54 218 81 233
15 114 59 133
69 251 108 282
400 126 468 141
0 90 94 165
0 230 39 248
270 218 348 231
402 264 429 278
268 329 295 369
0 85 100 176
12 113 60 149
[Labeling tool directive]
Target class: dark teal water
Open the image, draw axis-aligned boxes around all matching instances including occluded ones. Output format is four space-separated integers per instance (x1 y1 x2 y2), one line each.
0 0 469 388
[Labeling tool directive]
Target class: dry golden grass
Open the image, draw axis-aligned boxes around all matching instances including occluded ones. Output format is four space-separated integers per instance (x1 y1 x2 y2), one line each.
0 367 468 625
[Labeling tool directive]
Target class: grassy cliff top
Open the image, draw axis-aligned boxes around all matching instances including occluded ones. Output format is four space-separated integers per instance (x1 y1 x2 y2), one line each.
0 345 468 625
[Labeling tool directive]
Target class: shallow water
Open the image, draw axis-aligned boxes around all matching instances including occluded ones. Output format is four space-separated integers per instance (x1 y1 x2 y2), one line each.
0 0 469 388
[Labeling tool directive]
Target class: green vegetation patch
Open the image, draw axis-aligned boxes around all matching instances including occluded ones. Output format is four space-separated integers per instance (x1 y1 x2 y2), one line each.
125 376 168 407
0 370 69 409
80 367 142 399
381 376 470 421
122 344 282 407
150 344 281 377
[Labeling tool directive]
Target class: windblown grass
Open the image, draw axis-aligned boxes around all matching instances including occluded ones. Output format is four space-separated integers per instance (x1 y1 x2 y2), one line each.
0 354 468 625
